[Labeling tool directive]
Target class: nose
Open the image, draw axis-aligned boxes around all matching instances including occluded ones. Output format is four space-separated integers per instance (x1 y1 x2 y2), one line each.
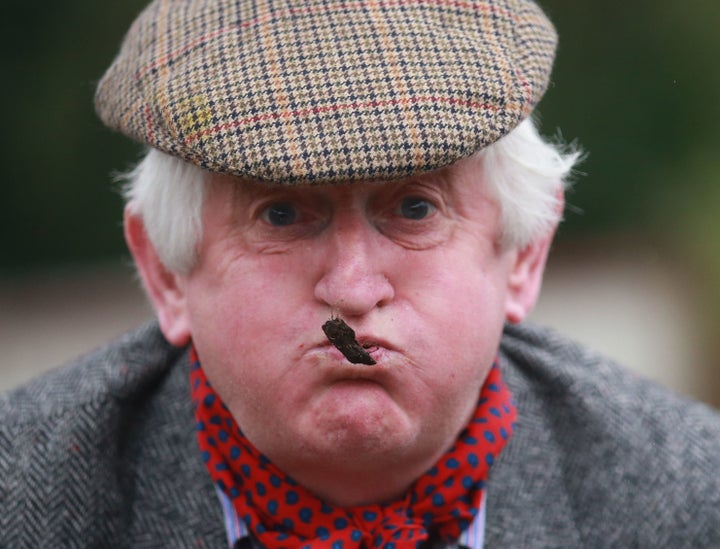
314 211 395 317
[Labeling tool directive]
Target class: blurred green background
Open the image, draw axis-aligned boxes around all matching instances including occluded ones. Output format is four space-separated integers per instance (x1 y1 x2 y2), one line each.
1 1 719 398
541 1 720 256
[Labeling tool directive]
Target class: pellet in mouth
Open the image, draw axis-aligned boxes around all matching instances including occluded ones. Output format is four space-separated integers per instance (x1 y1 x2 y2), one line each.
321 316 376 365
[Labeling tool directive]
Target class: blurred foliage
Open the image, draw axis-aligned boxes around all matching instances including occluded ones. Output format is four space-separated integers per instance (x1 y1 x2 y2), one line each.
1 0 719 273
1 0 149 271
540 1 720 236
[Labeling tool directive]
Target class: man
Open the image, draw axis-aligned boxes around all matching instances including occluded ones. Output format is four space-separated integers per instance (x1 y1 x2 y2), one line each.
2 0 719 547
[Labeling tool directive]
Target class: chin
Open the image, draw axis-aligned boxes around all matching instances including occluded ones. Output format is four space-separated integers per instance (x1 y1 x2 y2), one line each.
272 399 413 465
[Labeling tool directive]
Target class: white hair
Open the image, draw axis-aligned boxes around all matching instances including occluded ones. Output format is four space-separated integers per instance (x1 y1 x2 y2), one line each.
121 117 581 274
478 117 581 248
122 148 206 274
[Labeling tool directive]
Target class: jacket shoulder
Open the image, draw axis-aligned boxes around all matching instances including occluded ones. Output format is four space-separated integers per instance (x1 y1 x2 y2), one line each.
491 322 720 547
1 321 181 419
0 322 201 547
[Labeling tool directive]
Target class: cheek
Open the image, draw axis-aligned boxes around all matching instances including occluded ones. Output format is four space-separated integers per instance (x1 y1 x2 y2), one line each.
184 262 312 399
417 253 508 315
400 253 509 378
189 304 306 439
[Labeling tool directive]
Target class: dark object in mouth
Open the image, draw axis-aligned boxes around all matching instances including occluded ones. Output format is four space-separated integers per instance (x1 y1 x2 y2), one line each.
321 317 376 365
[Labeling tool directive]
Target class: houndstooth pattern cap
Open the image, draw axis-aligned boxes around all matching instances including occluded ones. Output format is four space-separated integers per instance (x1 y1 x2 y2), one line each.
95 0 557 184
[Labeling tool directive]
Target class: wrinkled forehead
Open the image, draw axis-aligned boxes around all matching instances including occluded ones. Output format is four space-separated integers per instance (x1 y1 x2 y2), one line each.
96 0 557 186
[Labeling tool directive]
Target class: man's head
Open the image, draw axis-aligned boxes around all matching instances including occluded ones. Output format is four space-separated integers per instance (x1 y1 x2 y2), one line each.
99 0 579 504
121 120 577 504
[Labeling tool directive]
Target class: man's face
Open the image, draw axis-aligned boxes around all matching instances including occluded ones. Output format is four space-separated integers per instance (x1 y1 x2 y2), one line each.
136 154 547 500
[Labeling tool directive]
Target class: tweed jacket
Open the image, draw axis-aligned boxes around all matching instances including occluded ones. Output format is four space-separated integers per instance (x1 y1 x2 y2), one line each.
2 321 719 548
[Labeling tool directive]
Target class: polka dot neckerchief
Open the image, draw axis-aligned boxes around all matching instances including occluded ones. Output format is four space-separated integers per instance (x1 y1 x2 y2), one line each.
190 347 515 549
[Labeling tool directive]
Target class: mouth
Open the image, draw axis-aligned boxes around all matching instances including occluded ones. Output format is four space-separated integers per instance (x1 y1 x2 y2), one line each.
361 342 379 354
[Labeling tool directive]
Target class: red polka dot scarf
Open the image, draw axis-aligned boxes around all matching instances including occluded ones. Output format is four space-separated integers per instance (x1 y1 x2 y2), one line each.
190 347 516 549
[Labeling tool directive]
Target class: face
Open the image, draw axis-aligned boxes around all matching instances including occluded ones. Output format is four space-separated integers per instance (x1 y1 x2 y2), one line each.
129 153 550 503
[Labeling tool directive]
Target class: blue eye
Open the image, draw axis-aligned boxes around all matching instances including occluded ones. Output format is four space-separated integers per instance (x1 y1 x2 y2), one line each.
399 197 435 220
263 202 297 226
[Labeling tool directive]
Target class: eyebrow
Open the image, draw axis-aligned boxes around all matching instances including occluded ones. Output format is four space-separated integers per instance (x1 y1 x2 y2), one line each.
220 175 292 207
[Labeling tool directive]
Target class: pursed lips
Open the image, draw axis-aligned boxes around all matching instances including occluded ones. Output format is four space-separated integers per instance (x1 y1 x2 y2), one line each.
299 336 414 399
310 333 396 366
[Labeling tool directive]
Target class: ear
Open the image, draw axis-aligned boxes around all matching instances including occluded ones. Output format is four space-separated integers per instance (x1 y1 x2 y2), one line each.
504 189 564 324
504 231 554 324
124 206 192 346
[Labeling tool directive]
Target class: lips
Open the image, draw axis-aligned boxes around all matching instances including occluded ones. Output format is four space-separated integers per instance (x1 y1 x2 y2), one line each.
312 335 394 365
303 337 404 394
361 343 380 355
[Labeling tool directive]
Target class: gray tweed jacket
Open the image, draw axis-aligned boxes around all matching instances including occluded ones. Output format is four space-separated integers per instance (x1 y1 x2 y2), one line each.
2 322 719 548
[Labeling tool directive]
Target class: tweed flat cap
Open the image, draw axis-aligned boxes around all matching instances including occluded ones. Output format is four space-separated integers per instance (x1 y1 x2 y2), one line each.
96 0 557 184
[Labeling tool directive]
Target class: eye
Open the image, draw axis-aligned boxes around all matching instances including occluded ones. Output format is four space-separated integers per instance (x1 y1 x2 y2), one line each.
398 196 436 220
261 202 297 226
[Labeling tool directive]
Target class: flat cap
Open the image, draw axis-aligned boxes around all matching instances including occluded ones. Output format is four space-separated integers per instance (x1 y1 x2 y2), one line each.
96 0 557 184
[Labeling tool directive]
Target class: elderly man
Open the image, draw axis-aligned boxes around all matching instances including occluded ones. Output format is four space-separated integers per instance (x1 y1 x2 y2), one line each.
2 0 719 547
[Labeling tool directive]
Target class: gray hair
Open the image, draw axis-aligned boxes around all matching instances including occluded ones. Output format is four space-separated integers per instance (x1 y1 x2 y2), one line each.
122 117 581 274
